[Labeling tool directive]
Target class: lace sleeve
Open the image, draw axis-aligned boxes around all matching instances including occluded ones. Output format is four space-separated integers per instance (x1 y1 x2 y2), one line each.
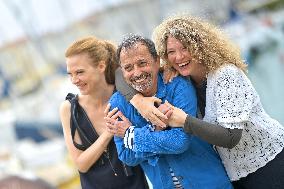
215 66 255 129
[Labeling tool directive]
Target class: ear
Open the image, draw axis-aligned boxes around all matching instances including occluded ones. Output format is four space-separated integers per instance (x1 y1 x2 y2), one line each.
98 61 106 73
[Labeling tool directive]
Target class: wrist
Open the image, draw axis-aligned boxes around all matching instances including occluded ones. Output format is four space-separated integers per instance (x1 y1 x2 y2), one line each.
103 130 114 139
130 93 143 107
181 112 187 126
183 115 193 134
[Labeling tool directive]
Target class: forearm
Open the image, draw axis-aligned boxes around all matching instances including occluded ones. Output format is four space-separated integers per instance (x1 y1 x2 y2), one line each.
115 68 137 101
77 132 113 172
114 136 145 166
133 126 190 154
184 115 242 149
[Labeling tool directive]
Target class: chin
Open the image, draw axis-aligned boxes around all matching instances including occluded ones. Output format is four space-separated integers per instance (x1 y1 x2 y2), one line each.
179 69 190 77
79 89 88 95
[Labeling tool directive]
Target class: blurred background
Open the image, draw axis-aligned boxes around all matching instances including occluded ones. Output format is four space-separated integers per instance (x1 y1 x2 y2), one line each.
0 0 283 188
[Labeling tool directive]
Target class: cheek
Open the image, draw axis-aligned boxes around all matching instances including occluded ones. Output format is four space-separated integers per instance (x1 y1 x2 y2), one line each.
167 54 175 63
170 62 180 70
123 73 132 81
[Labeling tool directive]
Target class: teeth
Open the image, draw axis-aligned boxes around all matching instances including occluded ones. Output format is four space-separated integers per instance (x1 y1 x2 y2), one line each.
134 75 147 83
135 78 145 83
179 61 189 67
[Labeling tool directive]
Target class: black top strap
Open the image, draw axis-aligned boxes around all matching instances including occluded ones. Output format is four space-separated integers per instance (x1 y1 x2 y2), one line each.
66 93 98 151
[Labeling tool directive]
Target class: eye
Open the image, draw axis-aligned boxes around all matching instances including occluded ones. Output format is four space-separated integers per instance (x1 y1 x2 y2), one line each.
138 61 147 67
182 47 187 51
167 50 175 55
76 70 84 74
123 65 133 72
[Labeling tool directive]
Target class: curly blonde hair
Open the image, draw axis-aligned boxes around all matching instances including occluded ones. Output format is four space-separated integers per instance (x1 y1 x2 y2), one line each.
152 15 247 74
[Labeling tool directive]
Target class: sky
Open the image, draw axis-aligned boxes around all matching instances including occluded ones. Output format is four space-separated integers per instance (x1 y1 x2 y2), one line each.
0 0 126 47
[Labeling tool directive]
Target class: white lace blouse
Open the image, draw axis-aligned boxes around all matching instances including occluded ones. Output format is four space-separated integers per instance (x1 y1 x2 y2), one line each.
203 64 284 181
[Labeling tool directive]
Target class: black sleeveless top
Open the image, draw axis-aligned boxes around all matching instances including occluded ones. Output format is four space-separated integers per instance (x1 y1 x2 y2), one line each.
66 93 148 189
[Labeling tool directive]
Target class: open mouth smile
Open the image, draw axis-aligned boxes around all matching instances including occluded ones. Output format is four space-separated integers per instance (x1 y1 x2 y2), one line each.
177 61 190 68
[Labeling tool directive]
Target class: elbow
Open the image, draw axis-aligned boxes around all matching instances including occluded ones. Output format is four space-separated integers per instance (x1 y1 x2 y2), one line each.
220 128 242 149
174 146 188 154
226 142 237 149
124 161 138 167
118 157 137 167
227 137 241 149
78 167 89 173
117 152 139 166
171 141 189 154
226 132 242 149
75 159 91 173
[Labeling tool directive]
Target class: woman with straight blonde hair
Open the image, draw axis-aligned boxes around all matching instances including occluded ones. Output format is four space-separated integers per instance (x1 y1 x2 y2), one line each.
60 36 148 189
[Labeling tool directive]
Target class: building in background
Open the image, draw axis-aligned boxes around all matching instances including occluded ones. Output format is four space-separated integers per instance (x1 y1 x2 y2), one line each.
0 0 283 188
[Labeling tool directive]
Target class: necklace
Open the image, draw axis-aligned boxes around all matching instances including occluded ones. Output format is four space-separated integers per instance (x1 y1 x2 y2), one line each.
80 105 118 177
103 148 118 176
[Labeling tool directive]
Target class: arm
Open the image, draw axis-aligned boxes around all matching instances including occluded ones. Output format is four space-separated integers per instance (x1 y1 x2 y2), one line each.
184 115 242 149
108 93 154 166
109 92 191 156
115 67 167 127
106 111 191 155
59 101 113 173
167 67 249 148
129 77 197 154
114 135 147 166
133 126 190 154
165 100 242 149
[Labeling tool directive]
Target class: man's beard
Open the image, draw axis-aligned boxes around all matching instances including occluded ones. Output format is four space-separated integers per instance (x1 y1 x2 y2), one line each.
129 72 153 93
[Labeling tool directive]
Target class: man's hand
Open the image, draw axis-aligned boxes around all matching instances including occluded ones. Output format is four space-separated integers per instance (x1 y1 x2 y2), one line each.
104 104 132 138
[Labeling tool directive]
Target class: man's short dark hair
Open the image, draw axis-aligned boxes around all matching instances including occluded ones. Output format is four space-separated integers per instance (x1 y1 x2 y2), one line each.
117 34 158 64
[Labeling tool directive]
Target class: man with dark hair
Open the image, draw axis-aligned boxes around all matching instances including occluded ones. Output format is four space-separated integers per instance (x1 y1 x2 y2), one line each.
106 34 232 189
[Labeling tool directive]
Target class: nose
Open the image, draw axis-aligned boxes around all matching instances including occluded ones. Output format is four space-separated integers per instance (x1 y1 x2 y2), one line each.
176 50 185 61
71 75 79 84
133 66 143 77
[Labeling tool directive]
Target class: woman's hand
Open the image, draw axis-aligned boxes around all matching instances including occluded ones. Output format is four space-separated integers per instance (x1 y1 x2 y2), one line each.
162 64 179 83
164 101 187 127
155 103 173 131
130 94 168 128
104 104 132 138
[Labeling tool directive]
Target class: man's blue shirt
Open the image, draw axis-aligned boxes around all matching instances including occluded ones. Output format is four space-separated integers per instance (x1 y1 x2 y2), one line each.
109 73 232 189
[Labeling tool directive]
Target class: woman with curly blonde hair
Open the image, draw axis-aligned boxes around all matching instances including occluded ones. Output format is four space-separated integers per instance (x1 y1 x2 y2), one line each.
115 15 284 189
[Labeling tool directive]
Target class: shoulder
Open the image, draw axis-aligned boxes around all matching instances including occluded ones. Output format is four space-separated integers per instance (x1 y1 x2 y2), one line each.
169 75 195 93
109 91 124 102
168 75 194 87
59 100 71 129
109 91 128 108
59 100 71 116
65 93 76 101
60 93 77 115
214 64 243 79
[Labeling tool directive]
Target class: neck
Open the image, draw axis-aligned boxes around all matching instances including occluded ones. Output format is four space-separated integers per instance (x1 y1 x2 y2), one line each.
191 66 206 87
86 84 115 108
142 80 158 97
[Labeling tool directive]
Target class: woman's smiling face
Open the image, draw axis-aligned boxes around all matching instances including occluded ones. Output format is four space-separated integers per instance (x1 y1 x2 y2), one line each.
166 36 200 77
